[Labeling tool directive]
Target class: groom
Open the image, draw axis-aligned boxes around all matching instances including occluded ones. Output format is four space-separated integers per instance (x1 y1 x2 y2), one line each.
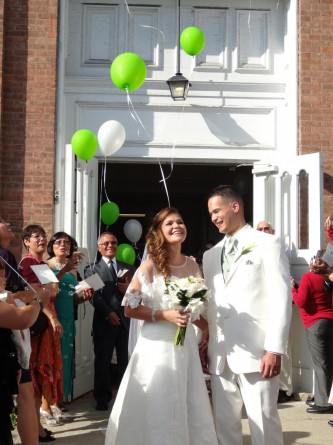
203 185 291 445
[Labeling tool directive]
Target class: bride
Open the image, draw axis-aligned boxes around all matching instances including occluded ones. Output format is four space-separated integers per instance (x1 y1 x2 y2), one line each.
105 207 217 445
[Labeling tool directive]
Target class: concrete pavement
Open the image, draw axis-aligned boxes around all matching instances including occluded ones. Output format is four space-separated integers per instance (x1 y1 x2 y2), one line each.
12 391 333 445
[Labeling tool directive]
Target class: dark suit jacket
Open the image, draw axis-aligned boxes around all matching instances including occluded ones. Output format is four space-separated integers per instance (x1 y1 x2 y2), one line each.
84 259 134 337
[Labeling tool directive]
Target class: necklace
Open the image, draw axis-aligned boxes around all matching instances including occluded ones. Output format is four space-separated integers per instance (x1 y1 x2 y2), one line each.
51 258 67 270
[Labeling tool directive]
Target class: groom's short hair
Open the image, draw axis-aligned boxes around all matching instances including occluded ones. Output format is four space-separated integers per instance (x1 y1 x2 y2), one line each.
208 185 243 205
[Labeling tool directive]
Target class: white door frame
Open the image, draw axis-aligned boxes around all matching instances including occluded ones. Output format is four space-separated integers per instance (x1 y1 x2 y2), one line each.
253 152 323 394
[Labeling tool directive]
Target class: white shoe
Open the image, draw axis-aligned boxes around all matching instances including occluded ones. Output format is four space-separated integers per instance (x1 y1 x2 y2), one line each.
40 409 64 426
51 405 70 421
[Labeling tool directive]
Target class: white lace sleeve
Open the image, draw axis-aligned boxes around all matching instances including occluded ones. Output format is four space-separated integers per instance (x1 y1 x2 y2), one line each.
126 290 142 309
122 261 154 308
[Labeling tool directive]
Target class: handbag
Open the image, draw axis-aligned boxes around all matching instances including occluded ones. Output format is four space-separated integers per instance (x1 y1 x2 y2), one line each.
29 310 49 337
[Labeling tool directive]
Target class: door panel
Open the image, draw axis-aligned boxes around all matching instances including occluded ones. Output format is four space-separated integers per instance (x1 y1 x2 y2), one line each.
253 152 323 394
59 145 98 399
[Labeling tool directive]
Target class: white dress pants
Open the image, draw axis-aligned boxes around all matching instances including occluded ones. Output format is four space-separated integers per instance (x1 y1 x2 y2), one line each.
210 361 283 445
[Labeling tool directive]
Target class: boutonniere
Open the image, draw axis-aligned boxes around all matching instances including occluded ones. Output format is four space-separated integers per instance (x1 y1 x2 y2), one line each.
240 244 256 256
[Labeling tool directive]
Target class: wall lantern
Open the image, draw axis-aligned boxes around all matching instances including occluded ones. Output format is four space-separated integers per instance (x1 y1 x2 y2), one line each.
166 0 190 101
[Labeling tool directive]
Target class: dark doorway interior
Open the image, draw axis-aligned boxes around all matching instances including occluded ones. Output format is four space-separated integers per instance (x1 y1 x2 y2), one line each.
99 163 253 260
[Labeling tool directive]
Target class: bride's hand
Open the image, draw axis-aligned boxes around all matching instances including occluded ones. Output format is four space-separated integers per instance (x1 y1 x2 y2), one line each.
165 309 190 327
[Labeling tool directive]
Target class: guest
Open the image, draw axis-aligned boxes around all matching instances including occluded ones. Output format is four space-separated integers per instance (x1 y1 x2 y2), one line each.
203 185 291 445
47 232 93 406
0 219 54 444
195 239 216 273
256 219 294 403
84 232 134 411
20 225 64 433
291 250 333 413
104 207 218 445
0 261 50 445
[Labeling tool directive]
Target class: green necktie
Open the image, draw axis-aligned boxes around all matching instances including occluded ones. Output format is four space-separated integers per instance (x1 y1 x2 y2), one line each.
222 237 238 280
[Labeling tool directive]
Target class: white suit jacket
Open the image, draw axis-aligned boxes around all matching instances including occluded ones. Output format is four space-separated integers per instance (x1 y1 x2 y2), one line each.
203 224 292 376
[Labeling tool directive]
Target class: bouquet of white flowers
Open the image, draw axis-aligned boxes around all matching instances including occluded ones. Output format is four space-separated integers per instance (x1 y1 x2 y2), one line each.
164 275 212 346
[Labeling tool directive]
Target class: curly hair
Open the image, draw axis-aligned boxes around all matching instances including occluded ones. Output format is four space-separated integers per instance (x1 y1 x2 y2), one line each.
146 207 182 279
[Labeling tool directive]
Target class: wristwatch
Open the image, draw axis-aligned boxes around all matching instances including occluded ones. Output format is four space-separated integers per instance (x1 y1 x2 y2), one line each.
32 296 44 310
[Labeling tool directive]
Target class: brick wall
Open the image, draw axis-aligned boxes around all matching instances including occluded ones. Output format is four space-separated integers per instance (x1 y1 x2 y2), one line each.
0 0 58 256
299 0 333 243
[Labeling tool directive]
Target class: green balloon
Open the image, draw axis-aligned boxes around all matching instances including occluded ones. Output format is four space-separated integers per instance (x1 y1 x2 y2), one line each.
180 27 205 56
71 129 98 161
116 243 136 265
100 202 120 226
110 52 147 92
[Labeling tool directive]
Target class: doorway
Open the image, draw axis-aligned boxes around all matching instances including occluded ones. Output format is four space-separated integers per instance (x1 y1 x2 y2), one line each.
99 162 253 258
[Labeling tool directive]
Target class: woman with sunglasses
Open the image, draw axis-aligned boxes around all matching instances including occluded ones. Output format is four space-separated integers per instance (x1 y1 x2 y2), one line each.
47 232 93 410
20 224 64 439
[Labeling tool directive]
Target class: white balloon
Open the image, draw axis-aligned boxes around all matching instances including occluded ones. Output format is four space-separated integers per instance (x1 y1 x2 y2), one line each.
124 219 142 243
97 120 126 156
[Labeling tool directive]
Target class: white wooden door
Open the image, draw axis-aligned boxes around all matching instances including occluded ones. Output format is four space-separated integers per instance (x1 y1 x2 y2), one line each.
253 152 323 393
56 145 99 399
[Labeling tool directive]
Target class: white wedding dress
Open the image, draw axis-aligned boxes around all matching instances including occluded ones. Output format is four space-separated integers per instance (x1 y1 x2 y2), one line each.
104 257 218 445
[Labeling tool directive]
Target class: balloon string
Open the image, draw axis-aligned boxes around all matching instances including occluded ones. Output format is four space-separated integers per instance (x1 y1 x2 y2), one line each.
103 157 111 203
126 91 171 207
122 1 165 42
139 25 165 43
159 162 171 207
96 164 103 269
247 3 252 43
126 90 151 140
123 0 132 17
160 100 186 182
162 59 194 183
189 56 195 80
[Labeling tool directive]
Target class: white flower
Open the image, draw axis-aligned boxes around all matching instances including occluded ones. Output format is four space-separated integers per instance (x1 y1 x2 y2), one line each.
240 244 256 256
164 276 212 321
164 276 212 346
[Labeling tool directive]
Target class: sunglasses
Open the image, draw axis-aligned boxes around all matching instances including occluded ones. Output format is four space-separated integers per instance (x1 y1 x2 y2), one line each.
257 227 271 232
99 241 118 247
54 239 71 246
31 233 47 240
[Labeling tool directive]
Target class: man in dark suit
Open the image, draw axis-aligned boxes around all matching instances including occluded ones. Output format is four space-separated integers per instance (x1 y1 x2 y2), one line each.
85 232 134 411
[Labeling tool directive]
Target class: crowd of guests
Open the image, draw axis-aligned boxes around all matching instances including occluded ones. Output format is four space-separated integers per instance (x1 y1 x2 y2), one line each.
0 219 93 445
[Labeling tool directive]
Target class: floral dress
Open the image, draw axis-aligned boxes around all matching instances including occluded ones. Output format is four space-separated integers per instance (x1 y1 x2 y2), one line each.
19 254 63 404
105 256 218 445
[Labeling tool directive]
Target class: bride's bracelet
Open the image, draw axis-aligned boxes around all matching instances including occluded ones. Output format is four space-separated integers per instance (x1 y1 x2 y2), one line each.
151 308 156 322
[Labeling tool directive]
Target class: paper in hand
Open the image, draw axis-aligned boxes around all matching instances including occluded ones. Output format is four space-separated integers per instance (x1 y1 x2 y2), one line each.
75 273 105 293
30 264 59 284
117 269 132 283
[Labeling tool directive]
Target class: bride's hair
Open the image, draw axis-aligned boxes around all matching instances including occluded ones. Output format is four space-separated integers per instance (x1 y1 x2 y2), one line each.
146 206 181 279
